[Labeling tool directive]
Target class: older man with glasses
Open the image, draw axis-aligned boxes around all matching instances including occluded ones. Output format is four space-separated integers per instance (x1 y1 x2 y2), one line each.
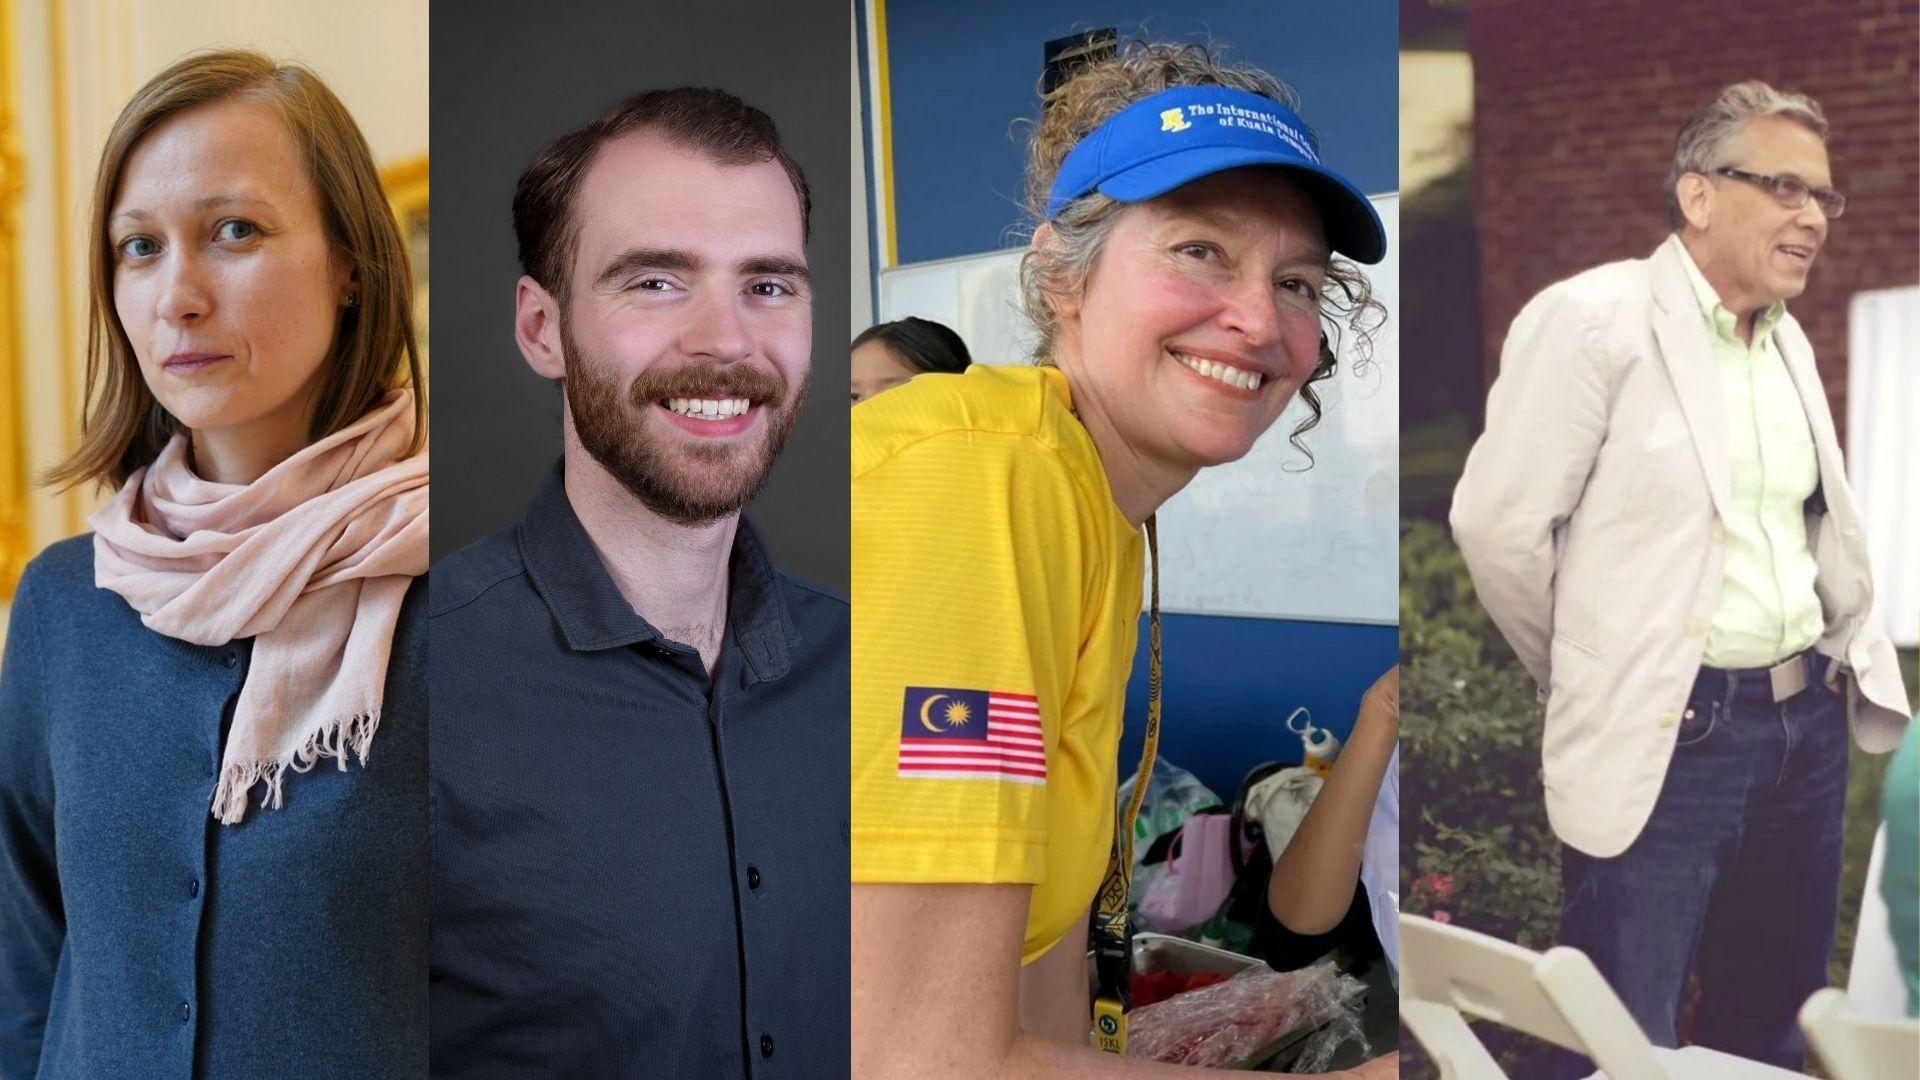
1451 80 1911 1071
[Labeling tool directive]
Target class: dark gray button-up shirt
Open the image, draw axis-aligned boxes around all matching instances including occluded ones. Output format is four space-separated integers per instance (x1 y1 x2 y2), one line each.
428 463 849 1078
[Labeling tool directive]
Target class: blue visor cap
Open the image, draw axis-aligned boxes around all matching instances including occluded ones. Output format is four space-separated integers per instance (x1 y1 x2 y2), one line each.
1045 86 1386 264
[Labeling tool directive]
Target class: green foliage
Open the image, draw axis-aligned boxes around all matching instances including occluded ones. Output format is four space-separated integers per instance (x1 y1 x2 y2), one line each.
1398 520 1898 1078
1399 519 1562 948
1398 519 1565 1077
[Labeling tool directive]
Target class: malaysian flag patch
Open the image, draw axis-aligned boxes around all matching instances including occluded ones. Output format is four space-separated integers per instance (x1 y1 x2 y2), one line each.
897 686 1046 784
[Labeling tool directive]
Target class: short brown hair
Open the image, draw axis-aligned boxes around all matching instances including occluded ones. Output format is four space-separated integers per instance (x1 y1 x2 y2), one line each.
45 49 424 491
512 87 812 299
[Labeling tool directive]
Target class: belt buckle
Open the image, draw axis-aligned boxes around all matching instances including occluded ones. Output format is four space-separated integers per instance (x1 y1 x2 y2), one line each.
1768 655 1808 702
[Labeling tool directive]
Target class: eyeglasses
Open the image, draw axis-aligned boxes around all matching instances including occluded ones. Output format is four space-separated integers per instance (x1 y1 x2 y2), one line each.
1713 167 1847 219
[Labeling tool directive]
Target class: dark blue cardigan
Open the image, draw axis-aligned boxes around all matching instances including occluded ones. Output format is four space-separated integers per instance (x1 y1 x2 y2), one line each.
0 535 427 1079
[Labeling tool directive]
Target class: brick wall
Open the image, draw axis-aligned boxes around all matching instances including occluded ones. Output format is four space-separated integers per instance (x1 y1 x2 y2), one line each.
1468 0 1918 437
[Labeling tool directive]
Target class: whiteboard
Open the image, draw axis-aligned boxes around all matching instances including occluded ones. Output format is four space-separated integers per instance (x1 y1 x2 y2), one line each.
878 195 1400 625
1847 285 1919 648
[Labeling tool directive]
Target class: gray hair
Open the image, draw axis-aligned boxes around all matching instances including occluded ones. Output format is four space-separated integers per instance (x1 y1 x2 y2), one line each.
1667 80 1829 228
1016 41 1384 460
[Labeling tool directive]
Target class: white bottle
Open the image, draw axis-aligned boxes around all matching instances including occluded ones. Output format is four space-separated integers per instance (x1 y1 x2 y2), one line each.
1285 707 1343 777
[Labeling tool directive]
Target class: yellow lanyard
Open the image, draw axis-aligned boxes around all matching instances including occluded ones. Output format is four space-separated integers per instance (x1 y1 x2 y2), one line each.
1091 515 1161 1053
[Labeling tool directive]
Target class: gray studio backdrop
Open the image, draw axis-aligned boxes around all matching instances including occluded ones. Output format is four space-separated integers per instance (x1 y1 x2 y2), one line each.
429 0 850 590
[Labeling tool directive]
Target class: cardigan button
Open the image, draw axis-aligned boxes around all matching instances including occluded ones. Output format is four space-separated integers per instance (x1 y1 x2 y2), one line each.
179 1001 191 1024
188 877 199 899
747 866 762 890
223 650 240 668
760 1032 774 1058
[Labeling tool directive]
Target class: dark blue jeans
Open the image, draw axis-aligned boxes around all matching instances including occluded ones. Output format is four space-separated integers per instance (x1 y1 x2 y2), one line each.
1554 656 1849 1075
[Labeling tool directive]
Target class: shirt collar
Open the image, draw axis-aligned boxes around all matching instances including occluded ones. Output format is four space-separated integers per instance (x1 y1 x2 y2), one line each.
1669 233 1786 347
515 460 797 682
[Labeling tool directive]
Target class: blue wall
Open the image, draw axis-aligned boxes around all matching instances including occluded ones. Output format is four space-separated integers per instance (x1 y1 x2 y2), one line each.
878 0 1399 264
1118 614 1398 805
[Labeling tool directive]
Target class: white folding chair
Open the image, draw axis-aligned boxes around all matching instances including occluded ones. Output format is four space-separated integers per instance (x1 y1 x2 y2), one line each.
1401 913 1666 1078
1400 914 1806 1079
1845 828 1909 1019
1799 987 1920 1080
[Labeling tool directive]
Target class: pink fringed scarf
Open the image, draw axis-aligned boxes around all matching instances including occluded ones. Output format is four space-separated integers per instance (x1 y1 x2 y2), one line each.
91 389 428 824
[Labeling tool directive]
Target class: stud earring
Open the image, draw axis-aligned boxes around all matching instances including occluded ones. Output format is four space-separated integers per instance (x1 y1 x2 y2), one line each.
345 292 359 308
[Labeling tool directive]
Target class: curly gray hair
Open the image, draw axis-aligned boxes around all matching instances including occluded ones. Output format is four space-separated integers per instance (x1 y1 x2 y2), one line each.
1016 41 1383 460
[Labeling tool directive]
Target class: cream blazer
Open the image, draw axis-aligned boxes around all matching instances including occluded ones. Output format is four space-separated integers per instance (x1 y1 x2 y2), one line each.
1450 235 1911 857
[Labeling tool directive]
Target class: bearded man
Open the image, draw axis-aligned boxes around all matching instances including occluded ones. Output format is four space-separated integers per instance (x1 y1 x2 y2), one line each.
426 88 849 1079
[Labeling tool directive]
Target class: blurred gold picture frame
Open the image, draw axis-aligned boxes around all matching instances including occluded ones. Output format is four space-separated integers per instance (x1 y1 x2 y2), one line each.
381 153 429 378
2 0 27 601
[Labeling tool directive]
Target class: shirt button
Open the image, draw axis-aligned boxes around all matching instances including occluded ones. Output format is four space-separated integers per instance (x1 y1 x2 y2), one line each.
1658 711 1677 728
179 1001 191 1024
188 877 199 899
1709 520 1727 543
760 1033 774 1058
1684 619 1706 639
747 866 762 890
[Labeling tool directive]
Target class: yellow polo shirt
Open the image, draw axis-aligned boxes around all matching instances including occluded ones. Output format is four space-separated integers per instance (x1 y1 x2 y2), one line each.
1674 239 1824 667
851 364 1144 964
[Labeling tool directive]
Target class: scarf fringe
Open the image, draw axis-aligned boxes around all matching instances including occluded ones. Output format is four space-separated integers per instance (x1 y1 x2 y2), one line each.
209 710 383 824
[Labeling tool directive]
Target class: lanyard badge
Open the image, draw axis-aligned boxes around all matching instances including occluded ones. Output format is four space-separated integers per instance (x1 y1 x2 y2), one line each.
1091 517 1161 1053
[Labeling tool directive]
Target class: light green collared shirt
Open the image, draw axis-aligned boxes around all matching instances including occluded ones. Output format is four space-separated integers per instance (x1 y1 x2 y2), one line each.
1674 236 1824 667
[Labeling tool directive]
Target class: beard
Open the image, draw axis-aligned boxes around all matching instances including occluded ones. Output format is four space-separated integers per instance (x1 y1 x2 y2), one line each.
561 314 809 526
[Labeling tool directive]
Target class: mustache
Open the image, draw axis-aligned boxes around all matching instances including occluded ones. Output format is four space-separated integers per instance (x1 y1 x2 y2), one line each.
626 362 787 408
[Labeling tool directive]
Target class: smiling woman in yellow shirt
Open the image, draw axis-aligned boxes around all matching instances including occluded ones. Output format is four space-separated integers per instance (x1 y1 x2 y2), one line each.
850 42 1389 1079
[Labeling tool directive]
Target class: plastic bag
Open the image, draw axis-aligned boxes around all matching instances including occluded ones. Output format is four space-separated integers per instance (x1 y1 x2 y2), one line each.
1118 755 1221 853
1124 959 1367 1071
1117 757 1222 916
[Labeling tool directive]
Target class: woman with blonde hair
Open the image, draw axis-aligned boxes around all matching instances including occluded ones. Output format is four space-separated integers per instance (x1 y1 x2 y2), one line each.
851 41 1393 1078
0 50 426 1078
